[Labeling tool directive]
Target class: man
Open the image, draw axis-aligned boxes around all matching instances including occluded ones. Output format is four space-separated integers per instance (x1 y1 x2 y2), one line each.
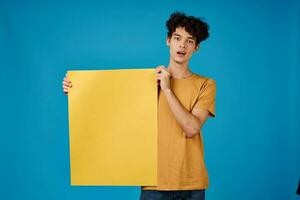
62 12 216 200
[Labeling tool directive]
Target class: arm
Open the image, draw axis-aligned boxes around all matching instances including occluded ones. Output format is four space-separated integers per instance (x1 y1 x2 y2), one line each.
163 88 210 138
156 65 210 138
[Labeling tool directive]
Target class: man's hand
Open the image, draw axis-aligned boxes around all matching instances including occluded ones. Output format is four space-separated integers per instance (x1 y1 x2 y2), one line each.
156 65 171 91
62 73 72 95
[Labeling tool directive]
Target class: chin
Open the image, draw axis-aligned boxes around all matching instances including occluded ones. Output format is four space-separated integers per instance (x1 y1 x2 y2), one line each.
174 58 187 64
174 60 184 64
171 54 188 64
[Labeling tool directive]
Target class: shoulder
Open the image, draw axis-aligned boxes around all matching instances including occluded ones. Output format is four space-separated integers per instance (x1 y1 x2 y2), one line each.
192 73 216 88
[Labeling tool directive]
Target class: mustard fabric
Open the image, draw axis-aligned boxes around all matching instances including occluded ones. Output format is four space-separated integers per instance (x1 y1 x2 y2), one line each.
142 73 216 190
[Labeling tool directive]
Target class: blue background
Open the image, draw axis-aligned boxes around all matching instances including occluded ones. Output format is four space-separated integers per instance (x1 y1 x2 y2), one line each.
1 0 299 199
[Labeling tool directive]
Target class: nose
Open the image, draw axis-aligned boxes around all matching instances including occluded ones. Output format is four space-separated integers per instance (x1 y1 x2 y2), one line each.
179 40 187 48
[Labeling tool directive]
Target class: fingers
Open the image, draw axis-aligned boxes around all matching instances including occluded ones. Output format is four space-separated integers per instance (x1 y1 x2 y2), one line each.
62 84 70 95
63 88 69 94
156 73 169 84
156 73 168 79
63 80 72 87
155 65 167 73
63 84 70 90
62 75 72 95
63 77 72 86
156 65 170 79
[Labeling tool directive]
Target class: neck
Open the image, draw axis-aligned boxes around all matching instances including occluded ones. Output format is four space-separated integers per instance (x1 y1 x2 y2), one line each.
167 58 192 79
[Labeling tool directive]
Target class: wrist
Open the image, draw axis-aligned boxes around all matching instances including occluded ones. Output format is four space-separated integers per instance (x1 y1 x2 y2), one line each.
163 88 172 96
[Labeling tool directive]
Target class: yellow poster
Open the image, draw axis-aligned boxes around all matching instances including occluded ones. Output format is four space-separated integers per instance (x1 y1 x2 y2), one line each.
67 69 157 186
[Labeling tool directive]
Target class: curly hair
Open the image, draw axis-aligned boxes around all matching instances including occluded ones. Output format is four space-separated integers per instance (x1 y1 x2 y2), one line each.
166 12 209 46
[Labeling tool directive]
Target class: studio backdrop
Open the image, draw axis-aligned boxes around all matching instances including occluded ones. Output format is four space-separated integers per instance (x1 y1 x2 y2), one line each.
0 0 299 200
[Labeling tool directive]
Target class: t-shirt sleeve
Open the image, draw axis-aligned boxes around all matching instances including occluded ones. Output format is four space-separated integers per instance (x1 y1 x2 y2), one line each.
193 78 216 117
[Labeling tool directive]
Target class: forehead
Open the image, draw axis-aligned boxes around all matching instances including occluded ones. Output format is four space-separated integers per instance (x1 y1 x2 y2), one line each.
172 27 194 39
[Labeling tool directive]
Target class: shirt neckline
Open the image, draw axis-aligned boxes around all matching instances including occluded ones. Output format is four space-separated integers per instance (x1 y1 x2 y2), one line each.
171 73 195 80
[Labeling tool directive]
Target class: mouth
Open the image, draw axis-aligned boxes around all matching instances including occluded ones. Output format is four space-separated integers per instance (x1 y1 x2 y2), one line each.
176 51 186 57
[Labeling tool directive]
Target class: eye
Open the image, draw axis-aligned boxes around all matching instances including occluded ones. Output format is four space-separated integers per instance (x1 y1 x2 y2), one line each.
188 40 194 44
174 36 180 41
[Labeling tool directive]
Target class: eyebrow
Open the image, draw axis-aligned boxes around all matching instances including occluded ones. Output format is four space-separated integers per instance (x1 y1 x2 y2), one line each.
173 33 195 40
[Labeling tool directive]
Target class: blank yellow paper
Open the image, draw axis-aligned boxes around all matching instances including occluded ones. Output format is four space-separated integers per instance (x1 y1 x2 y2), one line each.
67 69 157 186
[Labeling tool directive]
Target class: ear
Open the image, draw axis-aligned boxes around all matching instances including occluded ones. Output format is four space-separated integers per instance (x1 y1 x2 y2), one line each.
166 37 171 47
194 44 200 52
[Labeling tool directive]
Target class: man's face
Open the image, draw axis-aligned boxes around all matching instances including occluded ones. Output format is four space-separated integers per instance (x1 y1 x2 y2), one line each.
167 27 199 64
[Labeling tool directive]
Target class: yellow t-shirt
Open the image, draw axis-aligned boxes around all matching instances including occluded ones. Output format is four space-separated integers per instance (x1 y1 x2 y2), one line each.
142 73 216 191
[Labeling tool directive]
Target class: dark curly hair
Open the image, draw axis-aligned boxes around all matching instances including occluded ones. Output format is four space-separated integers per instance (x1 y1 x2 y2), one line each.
166 12 209 46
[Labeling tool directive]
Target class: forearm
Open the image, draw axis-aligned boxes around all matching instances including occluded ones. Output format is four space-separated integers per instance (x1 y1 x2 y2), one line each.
163 88 201 138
